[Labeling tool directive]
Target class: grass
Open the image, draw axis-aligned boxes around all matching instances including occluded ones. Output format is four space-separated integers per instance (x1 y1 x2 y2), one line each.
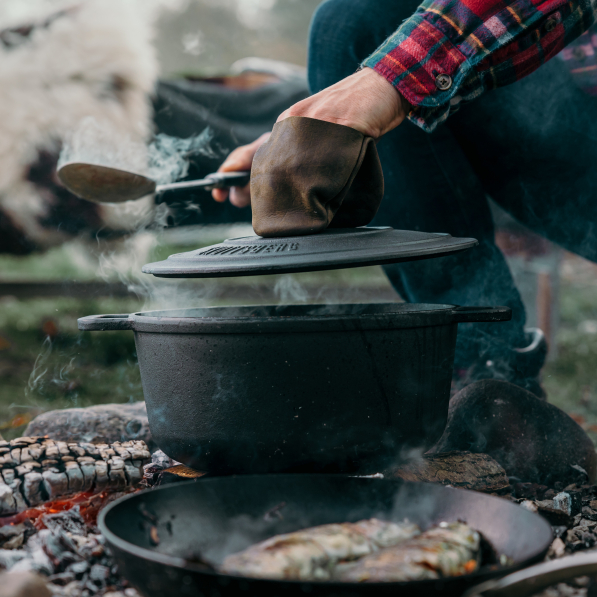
544 259 597 443
0 296 144 439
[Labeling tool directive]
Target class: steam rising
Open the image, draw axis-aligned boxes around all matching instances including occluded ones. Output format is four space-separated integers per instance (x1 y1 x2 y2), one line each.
56 115 228 310
58 117 218 186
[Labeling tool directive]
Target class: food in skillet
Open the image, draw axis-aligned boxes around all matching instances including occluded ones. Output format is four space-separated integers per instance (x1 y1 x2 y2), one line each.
219 518 420 580
334 521 480 582
220 519 481 582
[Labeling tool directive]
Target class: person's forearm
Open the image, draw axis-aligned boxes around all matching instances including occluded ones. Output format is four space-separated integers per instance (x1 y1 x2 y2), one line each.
278 67 411 139
364 0 595 132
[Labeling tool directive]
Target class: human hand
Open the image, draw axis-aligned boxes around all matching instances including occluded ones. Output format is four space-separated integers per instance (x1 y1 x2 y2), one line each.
277 67 410 139
212 68 409 209
211 132 271 207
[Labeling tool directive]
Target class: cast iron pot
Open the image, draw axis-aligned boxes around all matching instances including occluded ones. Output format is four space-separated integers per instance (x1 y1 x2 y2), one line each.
78 303 511 474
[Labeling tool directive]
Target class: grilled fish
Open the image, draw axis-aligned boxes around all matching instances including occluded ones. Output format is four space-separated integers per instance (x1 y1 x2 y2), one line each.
334 521 481 582
220 519 421 580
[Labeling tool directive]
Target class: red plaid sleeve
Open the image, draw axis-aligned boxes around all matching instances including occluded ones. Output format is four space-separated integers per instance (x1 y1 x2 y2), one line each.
362 0 596 131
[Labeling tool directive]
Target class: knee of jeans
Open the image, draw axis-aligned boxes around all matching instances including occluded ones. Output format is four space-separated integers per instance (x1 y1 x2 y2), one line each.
308 0 371 93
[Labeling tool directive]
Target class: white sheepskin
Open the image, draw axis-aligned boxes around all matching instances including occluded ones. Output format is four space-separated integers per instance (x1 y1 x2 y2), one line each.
0 0 160 249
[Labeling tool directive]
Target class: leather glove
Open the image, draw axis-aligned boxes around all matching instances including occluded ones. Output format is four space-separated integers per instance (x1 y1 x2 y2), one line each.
250 116 384 238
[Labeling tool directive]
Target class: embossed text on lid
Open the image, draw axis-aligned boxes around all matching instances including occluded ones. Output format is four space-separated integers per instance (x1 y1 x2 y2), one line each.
142 227 478 279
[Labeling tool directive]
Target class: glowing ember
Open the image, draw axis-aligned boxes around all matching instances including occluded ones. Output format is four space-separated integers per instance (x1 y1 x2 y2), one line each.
0 488 137 529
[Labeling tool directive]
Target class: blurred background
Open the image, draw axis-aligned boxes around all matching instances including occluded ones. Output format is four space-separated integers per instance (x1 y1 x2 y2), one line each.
1 0 596 444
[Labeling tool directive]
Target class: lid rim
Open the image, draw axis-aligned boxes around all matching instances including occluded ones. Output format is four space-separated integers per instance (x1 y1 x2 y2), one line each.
142 228 478 279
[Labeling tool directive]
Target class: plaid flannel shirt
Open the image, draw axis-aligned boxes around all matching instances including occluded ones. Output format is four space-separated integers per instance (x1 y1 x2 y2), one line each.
362 0 597 132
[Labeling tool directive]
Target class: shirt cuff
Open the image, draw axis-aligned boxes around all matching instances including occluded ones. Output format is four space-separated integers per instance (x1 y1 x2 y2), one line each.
362 13 476 132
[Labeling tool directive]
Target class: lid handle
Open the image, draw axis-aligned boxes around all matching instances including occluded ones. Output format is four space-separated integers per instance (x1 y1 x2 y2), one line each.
452 306 512 324
78 314 132 331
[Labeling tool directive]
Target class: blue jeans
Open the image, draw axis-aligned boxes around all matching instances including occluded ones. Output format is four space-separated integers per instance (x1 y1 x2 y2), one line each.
309 0 597 387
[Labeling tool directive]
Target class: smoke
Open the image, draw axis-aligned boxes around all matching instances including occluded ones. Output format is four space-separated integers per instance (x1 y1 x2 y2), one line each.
24 336 80 403
55 113 229 309
26 336 53 398
148 128 219 184
58 116 218 186
272 275 309 305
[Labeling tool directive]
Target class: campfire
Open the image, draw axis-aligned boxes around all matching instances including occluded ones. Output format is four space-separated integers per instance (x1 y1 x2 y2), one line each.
0 431 595 597
0 437 151 597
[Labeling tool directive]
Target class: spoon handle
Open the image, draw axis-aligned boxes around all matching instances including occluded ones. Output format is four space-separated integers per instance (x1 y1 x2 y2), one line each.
156 171 251 193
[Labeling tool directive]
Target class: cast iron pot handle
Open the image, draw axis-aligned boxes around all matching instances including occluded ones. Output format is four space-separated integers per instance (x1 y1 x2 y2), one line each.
463 552 597 597
452 306 512 323
77 314 132 331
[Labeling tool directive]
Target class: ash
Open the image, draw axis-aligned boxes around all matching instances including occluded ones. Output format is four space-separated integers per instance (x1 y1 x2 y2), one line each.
0 448 179 597
0 507 139 597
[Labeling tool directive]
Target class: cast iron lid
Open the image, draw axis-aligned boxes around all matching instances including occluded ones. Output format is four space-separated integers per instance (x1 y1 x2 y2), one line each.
142 227 478 278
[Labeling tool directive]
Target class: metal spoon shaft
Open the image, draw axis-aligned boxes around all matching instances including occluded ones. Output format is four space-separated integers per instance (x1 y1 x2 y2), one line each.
157 171 251 193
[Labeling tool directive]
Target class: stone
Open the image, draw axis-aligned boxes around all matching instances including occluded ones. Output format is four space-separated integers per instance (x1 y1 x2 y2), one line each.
554 492 583 517
548 537 566 559
519 498 573 526
0 572 51 597
25 403 152 448
430 380 597 485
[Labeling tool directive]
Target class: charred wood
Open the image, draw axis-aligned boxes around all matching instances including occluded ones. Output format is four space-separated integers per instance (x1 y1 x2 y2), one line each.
387 451 511 494
0 437 150 516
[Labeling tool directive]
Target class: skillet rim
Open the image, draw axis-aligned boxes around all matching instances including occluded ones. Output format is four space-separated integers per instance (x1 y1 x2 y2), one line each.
98 475 553 589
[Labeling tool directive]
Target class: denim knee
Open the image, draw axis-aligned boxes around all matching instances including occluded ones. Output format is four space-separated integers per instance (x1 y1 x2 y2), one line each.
308 0 374 93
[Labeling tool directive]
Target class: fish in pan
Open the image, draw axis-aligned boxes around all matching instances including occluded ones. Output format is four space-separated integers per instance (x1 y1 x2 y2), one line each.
220 518 421 581
335 521 480 582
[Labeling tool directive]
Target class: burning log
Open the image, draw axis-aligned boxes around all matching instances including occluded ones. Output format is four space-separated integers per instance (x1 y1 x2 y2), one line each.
0 437 150 516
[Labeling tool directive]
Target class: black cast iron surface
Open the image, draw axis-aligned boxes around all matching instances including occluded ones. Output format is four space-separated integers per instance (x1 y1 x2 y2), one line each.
141 227 478 278
99 475 552 597
78 304 511 475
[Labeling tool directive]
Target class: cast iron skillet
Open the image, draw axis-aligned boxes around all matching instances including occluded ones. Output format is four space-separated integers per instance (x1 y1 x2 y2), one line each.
100 475 554 597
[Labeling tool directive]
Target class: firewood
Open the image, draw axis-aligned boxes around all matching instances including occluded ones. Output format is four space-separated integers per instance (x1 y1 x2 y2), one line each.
387 451 511 494
0 437 151 516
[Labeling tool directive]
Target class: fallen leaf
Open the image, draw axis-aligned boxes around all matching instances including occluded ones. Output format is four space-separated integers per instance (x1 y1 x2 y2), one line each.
0 413 33 430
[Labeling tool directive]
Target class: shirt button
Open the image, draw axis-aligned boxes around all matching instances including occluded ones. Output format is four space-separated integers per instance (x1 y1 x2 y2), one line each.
544 17 557 32
435 74 452 91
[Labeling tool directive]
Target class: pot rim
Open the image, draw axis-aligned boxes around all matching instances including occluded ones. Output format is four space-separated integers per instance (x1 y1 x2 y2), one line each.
78 303 511 334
